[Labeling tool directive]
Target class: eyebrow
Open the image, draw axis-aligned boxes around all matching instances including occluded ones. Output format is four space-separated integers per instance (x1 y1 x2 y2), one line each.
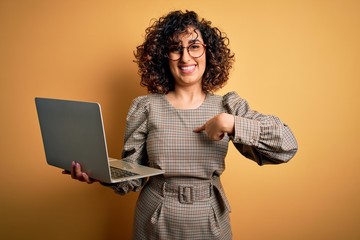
188 39 201 44
177 38 202 46
172 39 202 47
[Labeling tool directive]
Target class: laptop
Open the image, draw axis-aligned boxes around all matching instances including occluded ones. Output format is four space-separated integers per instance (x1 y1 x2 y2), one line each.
35 97 164 183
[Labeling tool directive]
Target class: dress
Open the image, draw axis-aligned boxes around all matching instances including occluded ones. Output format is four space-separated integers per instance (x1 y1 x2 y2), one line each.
107 92 298 240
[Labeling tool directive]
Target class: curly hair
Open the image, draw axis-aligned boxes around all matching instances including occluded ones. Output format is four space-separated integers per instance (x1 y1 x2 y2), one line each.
134 10 235 94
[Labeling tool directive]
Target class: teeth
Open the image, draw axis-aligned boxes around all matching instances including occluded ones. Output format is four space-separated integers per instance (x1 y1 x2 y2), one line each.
180 65 195 70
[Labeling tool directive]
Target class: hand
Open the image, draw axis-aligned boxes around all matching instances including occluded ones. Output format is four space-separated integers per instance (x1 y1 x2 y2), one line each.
62 161 97 184
193 113 235 140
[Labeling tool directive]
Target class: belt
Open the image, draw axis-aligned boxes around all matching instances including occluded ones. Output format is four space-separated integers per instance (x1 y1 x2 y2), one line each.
147 176 216 204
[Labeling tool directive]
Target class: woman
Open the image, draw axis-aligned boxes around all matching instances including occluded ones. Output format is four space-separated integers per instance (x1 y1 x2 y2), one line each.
68 10 298 239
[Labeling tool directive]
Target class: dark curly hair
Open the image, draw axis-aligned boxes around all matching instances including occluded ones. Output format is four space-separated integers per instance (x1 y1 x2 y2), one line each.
134 10 235 94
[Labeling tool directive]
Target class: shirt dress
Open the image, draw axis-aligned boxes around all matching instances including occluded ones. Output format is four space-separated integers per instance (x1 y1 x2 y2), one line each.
106 91 298 240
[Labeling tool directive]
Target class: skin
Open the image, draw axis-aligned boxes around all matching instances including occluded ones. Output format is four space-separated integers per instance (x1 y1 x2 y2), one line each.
166 28 235 140
62 161 95 183
65 27 235 184
166 28 207 110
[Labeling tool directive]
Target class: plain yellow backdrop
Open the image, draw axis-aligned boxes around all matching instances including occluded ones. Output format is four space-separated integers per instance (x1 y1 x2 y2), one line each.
1 0 359 239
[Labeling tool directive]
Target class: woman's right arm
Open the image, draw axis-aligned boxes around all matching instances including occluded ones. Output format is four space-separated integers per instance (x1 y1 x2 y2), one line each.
62 96 150 194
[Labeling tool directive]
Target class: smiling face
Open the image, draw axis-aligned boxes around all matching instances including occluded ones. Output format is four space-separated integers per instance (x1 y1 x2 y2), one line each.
168 27 206 90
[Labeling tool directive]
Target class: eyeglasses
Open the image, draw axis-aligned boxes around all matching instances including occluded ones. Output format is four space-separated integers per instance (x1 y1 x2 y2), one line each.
167 43 206 61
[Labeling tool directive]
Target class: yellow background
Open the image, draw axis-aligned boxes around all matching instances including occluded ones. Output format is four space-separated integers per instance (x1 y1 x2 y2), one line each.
1 0 359 239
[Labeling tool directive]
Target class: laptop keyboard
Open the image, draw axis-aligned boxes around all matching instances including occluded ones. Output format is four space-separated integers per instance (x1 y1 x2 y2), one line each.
110 166 139 179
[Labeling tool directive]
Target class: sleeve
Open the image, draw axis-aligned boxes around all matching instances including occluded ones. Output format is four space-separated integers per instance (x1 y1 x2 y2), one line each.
102 96 149 195
223 91 298 165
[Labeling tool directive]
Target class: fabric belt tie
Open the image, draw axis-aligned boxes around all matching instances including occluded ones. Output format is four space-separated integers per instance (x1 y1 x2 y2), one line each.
148 176 216 204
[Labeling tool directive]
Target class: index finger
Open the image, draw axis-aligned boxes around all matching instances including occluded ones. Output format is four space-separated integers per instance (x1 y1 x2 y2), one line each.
193 124 205 133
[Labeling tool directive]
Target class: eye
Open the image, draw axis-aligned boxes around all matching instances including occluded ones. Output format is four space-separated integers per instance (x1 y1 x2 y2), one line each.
169 46 182 53
189 44 201 50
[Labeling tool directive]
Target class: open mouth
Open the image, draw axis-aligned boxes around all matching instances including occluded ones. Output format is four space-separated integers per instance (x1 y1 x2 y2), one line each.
179 65 196 73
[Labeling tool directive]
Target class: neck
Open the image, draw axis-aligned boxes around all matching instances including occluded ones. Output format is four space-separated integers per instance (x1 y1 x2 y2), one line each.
166 87 206 109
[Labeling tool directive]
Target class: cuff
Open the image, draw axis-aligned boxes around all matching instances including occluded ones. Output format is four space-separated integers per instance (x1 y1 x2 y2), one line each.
232 116 260 146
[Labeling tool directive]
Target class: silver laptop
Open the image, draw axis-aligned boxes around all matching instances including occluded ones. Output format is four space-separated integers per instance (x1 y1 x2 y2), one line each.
35 97 164 183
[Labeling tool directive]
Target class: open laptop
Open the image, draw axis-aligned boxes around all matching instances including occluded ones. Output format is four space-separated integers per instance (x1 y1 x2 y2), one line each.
35 97 164 183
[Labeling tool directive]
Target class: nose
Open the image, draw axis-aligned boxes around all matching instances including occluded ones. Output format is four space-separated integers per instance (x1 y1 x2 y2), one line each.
180 48 191 62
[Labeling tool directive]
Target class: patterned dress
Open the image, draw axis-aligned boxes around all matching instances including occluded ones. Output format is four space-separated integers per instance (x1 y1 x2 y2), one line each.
107 92 298 240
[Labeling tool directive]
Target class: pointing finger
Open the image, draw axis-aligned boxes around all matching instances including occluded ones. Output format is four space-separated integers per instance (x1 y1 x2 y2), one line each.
193 124 205 133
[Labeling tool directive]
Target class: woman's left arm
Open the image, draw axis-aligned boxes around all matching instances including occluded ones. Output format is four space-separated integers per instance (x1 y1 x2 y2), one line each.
194 92 298 165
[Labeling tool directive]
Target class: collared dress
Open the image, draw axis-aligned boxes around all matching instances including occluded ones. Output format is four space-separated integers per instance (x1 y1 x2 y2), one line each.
106 91 298 240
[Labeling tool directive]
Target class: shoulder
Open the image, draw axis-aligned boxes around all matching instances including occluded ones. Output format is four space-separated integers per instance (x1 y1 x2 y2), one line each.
222 91 242 103
221 91 250 115
206 91 242 102
127 95 150 120
130 95 149 109
128 93 166 113
204 91 243 105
